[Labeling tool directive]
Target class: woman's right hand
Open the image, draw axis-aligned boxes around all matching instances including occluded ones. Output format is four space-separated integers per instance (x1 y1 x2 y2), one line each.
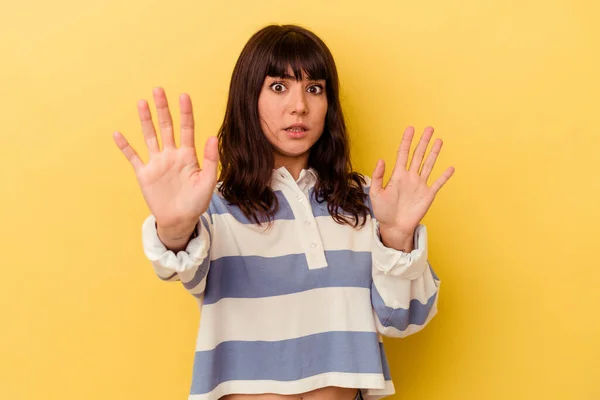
113 87 219 239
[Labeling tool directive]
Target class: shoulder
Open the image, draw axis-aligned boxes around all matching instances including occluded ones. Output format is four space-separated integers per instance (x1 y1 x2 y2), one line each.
204 182 228 215
348 172 371 192
361 174 372 187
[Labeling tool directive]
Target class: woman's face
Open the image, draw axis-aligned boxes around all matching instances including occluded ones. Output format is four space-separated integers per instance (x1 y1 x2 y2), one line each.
258 68 328 166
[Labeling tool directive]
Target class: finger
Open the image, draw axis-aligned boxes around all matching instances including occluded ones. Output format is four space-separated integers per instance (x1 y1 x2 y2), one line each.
409 126 434 173
113 131 144 172
200 136 220 179
390 126 415 179
152 87 176 149
137 99 160 156
179 94 195 149
370 159 385 198
420 138 443 182
430 166 455 195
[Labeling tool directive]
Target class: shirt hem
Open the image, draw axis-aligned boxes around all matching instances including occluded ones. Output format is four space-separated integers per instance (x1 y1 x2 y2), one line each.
188 372 394 400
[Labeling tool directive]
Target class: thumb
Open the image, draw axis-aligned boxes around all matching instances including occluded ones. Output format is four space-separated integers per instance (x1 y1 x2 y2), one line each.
201 136 220 179
370 159 385 198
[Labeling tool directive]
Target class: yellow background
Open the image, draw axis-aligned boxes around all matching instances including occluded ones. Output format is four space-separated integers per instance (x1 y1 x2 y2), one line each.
1 0 599 399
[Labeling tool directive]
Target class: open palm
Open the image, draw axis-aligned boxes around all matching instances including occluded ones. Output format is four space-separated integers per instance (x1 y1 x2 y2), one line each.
113 88 219 234
370 126 455 236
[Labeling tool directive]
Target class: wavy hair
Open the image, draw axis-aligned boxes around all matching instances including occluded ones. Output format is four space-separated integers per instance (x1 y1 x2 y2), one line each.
217 24 370 227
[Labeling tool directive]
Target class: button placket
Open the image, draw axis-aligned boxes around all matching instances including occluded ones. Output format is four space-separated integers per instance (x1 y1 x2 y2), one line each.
273 168 328 269
301 198 327 269
287 185 328 269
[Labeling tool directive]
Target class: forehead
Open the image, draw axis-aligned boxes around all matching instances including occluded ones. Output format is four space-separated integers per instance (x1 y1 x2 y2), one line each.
266 51 328 81
267 67 324 81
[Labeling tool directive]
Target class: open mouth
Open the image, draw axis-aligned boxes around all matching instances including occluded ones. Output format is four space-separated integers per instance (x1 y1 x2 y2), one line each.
285 127 307 132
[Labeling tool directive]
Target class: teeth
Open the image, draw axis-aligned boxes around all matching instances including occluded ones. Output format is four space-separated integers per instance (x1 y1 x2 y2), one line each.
287 127 305 132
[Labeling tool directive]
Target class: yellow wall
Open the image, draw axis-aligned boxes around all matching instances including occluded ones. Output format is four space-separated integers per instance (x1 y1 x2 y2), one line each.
1 1 598 399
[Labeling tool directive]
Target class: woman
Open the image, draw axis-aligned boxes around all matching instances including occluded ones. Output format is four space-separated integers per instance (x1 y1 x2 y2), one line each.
113 24 454 400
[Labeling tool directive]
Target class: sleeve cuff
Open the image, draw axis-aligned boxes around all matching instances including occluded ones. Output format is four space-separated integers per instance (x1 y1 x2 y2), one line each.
141 215 210 272
371 220 429 280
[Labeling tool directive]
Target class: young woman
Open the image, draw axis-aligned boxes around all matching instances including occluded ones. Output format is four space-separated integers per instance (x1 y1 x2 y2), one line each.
113 24 454 400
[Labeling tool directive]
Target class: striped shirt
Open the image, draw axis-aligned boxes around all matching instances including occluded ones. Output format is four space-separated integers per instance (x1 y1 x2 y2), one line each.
141 166 441 400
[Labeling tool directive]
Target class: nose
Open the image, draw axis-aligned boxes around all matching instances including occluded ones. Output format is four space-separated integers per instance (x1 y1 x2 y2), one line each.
289 87 308 115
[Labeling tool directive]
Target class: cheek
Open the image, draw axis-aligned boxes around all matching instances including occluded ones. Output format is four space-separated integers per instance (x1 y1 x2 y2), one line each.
258 101 280 126
315 102 328 127
258 101 282 138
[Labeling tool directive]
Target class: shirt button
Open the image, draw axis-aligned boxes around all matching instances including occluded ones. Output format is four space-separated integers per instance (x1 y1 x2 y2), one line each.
280 174 286 178
296 195 303 201
304 220 311 226
310 242 318 248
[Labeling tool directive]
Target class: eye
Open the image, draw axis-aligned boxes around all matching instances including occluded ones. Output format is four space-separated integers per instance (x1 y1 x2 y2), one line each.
269 82 287 93
307 85 324 95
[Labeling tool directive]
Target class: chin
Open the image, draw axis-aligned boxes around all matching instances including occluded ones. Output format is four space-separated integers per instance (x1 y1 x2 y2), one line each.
281 132 322 150
272 141 314 158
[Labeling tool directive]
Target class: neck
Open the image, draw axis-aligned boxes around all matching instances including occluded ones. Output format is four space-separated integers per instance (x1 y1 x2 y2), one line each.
273 153 310 181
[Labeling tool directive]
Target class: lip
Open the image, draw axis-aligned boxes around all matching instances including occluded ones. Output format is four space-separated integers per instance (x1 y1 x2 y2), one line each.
284 126 308 139
285 123 309 130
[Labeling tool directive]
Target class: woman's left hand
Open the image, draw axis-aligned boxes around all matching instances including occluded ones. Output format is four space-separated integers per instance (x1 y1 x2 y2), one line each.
370 126 455 242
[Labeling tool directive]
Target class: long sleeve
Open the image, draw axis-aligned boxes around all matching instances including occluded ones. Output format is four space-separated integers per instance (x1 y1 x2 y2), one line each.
370 219 441 338
141 212 213 298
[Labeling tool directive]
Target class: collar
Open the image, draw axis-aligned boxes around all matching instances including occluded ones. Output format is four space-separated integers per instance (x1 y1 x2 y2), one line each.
273 166 318 184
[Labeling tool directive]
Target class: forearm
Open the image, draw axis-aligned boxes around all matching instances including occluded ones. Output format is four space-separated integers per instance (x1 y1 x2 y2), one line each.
371 223 441 338
156 222 197 253
379 225 415 253
372 266 440 338
143 215 212 294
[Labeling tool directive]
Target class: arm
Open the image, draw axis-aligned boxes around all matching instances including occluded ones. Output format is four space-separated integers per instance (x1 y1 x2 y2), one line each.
141 211 213 297
113 88 220 298
365 126 453 338
157 220 198 253
370 219 441 338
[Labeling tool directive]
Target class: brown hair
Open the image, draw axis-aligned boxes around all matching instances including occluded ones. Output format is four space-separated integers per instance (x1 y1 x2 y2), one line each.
217 24 370 227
